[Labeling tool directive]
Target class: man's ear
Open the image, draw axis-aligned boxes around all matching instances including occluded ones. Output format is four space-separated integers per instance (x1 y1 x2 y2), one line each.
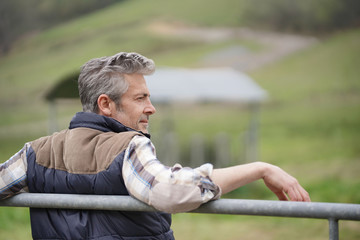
97 94 114 116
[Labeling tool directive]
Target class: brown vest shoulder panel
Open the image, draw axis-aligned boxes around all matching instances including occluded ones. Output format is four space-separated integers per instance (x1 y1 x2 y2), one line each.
31 128 141 174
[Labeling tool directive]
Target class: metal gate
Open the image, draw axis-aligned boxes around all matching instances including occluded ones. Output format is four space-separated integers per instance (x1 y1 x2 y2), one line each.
1 193 359 240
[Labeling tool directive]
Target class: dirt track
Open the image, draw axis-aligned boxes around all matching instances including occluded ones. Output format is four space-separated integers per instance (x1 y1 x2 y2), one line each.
148 21 318 72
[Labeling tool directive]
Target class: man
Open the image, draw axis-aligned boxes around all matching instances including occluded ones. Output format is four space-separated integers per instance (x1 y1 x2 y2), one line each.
0 52 310 239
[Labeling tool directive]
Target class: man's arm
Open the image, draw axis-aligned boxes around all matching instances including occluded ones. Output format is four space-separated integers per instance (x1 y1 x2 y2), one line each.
123 136 310 214
211 162 310 202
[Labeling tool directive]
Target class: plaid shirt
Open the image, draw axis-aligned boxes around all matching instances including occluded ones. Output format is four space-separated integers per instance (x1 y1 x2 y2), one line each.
0 136 220 212
0 143 29 198
123 135 221 213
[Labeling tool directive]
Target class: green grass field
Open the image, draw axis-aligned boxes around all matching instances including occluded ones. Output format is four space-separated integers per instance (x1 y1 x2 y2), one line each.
0 0 359 239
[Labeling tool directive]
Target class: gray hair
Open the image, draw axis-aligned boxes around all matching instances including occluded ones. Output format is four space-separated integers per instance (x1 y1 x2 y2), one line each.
78 52 155 113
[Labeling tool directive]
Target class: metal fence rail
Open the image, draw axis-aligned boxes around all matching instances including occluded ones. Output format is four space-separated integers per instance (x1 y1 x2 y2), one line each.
1 193 360 240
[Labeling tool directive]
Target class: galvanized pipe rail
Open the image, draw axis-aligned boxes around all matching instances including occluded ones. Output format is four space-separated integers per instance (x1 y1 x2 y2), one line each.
1 193 359 240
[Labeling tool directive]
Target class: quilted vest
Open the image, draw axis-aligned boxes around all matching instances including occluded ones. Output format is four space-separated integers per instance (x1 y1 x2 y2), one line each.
26 112 174 240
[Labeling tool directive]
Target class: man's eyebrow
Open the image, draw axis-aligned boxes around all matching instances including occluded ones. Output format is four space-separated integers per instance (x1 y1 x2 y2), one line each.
135 93 150 98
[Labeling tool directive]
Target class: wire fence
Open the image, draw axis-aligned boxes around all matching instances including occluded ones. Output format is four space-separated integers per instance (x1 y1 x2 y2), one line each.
1 193 359 240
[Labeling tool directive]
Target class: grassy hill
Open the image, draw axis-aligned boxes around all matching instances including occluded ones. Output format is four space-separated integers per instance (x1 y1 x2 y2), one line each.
0 0 359 239
253 29 360 202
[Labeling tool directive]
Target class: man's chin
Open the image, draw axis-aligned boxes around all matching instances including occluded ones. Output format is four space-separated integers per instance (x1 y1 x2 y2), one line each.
138 126 149 134
138 123 149 133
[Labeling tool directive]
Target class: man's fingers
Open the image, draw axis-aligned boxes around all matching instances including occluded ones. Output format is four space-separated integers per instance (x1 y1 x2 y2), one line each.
292 186 303 201
287 186 311 202
275 191 289 201
299 187 311 202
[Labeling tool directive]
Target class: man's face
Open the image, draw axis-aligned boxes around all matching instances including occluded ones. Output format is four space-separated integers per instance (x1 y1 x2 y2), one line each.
112 73 156 133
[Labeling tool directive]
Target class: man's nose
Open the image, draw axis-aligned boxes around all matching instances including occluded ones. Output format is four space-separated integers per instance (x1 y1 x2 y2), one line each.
144 100 156 115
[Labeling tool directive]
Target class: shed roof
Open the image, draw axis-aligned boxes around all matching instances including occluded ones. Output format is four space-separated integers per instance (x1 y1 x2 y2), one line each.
45 67 267 104
145 67 267 103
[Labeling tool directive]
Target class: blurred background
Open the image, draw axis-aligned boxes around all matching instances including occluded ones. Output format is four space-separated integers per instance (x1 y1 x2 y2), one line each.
0 0 359 239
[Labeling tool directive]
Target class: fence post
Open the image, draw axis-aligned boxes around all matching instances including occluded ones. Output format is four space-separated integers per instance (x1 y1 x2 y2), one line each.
190 134 205 167
158 131 179 166
214 132 230 168
328 218 339 240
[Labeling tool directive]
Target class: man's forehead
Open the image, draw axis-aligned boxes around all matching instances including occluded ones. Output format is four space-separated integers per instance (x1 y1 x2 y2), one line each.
123 74 150 94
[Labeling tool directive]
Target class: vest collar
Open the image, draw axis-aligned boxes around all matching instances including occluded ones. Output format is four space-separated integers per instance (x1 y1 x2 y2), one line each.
69 112 150 138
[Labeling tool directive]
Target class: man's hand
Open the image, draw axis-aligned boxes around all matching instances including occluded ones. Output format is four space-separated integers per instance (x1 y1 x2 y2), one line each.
211 162 310 202
261 164 311 202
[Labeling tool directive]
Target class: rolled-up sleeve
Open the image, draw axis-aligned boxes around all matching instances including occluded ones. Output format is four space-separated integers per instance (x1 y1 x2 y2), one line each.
122 135 221 213
0 143 30 199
